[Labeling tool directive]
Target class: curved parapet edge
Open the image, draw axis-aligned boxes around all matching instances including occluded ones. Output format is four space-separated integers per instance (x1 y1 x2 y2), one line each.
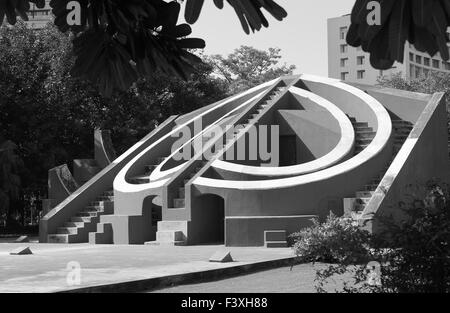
194 75 392 190
359 92 450 232
211 86 355 177
95 129 117 168
39 115 179 243
148 91 268 182
113 79 279 194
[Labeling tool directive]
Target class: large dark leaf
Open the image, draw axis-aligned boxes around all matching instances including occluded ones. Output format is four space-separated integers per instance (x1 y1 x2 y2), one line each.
348 0 450 69
184 0 287 34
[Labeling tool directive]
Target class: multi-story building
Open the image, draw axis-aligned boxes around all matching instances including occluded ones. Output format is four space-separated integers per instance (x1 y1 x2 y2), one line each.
328 14 450 85
24 0 53 29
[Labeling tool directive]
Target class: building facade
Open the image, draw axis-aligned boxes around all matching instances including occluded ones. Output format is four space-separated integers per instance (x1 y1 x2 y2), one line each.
25 0 53 29
328 15 450 85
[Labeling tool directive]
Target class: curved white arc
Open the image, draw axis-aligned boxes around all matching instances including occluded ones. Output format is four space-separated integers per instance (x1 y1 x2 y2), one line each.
114 79 278 192
211 86 355 177
114 177 170 193
149 90 269 181
193 75 392 190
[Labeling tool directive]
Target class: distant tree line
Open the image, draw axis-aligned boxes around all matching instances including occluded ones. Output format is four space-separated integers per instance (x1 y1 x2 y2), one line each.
0 22 295 229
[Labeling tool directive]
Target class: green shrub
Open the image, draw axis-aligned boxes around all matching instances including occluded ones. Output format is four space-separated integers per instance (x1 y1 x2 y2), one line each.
291 214 371 264
292 182 450 293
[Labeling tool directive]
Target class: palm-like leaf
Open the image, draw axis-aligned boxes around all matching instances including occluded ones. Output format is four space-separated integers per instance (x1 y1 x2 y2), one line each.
47 0 205 97
184 0 287 34
348 0 450 70
0 0 45 25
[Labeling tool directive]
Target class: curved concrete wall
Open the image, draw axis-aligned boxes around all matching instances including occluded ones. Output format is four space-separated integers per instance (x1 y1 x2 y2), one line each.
41 74 448 247
211 86 355 178
360 92 450 231
39 116 178 242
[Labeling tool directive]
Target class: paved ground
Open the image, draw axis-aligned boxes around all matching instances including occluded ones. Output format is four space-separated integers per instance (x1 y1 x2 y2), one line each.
0 242 295 293
151 264 354 293
151 264 319 293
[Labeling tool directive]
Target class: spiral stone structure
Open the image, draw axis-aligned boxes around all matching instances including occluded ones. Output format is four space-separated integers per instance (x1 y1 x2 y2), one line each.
39 74 450 247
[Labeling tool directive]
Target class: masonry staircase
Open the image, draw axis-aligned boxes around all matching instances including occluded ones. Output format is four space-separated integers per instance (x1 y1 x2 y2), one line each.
344 120 414 219
47 190 114 243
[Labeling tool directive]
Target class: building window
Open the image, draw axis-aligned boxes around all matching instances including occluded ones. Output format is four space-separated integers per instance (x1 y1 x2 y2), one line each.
415 55 422 64
340 44 348 53
443 61 450 71
341 72 349 80
432 59 440 69
424 57 430 67
423 68 430 76
415 66 422 78
357 70 365 79
357 56 365 65
340 58 348 67
340 27 348 40
409 53 414 61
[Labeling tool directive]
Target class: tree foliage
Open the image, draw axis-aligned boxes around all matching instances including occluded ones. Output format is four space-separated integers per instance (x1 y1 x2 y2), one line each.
0 0 287 97
0 22 228 225
292 182 450 293
378 72 450 136
0 140 24 225
208 46 295 94
183 0 287 34
348 0 450 70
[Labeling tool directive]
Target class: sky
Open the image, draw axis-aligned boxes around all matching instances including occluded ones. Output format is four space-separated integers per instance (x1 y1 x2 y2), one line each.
183 0 357 77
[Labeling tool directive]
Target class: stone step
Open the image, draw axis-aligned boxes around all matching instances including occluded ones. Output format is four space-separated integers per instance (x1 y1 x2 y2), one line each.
103 190 114 196
356 138 373 145
145 240 187 246
96 195 114 201
356 131 376 139
71 216 92 223
84 205 103 211
89 200 108 206
354 122 369 128
64 221 84 228
356 190 374 198
156 230 185 243
89 223 113 245
264 230 286 242
77 211 98 218
364 184 379 191
57 227 78 235
265 241 288 248
392 120 412 126
393 128 413 135
173 198 185 208
355 126 372 132
157 220 188 231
